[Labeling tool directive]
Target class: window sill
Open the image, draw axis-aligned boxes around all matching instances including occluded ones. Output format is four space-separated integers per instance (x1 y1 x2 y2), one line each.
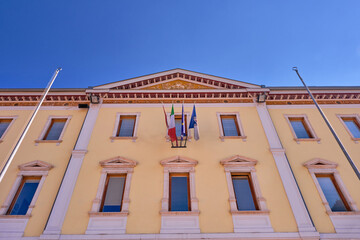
88 211 129 217
0 214 31 219
110 136 137 142
350 137 360 143
34 140 62 146
294 138 321 144
231 210 269 215
219 136 247 142
327 211 360 216
160 210 200 216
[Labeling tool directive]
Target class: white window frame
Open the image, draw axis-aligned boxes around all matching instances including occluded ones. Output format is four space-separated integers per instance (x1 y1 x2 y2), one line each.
337 114 360 142
217 112 246 142
165 112 192 141
86 156 137 235
304 158 360 233
284 114 320 143
35 115 72 145
160 156 200 233
110 113 140 142
220 155 273 232
0 160 53 237
0 116 17 143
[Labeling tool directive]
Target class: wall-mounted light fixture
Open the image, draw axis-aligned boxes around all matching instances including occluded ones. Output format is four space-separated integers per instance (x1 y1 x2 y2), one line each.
89 94 100 104
257 93 267 103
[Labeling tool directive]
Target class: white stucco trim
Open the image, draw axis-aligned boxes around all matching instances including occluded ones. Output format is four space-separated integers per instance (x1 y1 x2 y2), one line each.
110 112 140 142
336 114 360 142
42 104 101 236
0 161 53 238
220 155 273 233
284 114 320 143
255 102 317 233
35 116 72 146
159 156 200 233
304 159 360 233
100 103 257 108
267 104 360 109
34 231 323 240
86 157 137 235
0 116 17 142
216 112 246 142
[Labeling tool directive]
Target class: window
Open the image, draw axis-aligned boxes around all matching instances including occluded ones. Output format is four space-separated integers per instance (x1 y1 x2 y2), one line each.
0 119 12 138
7 177 40 215
289 117 313 138
221 155 273 232
43 118 67 140
217 112 246 141
86 156 137 234
175 115 187 137
338 115 360 140
0 117 16 142
100 175 126 212
0 160 53 217
36 116 71 144
169 173 190 211
232 174 258 211
303 158 357 213
221 115 240 136
111 113 140 141
117 116 136 137
316 174 350 212
160 156 200 233
284 114 319 142
0 161 53 236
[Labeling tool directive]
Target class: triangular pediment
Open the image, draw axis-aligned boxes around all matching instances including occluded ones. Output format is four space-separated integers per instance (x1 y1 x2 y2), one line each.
303 158 338 169
100 156 138 168
18 160 54 171
93 69 260 90
139 79 218 90
160 156 198 167
220 155 258 167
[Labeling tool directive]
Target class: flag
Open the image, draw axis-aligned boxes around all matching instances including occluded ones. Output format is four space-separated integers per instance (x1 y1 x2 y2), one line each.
181 104 186 140
162 104 168 129
189 105 199 141
168 104 177 143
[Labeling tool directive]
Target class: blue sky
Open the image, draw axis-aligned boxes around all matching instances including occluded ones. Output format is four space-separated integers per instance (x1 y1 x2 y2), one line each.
0 0 359 88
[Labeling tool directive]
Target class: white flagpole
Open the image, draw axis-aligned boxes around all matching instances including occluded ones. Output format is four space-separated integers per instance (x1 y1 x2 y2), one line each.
0 68 62 183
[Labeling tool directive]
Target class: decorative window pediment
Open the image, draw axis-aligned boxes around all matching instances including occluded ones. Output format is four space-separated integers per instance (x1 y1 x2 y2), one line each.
160 156 198 168
220 155 257 167
99 156 138 168
303 158 338 169
18 160 54 171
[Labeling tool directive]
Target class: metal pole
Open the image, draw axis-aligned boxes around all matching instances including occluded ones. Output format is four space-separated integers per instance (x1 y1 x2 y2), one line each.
0 68 62 183
292 67 360 180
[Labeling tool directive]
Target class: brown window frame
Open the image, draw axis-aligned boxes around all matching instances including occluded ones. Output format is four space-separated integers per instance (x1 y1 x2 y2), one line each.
169 173 191 211
231 173 259 211
220 115 241 136
315 173 351 212
100 174 127 212
6 176 41 215
341 117 360 138
116 115 136 137
42 118 67 140
288 117 314 139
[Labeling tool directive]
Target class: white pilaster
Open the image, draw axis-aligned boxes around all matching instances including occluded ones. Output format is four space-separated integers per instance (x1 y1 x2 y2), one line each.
255 102 318 234
42 104 101 237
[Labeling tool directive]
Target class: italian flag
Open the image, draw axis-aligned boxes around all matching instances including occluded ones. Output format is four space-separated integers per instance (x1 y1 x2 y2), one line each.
168 104 177 143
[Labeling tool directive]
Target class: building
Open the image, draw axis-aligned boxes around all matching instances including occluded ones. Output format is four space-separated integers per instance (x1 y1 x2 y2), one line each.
0 69 359 240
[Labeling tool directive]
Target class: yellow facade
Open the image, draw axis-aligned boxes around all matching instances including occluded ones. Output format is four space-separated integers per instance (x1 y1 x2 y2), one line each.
0 69 359 240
